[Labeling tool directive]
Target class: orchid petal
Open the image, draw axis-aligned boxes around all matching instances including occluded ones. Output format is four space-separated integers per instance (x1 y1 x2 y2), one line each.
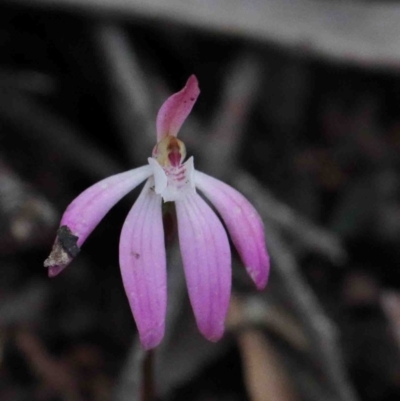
44 165 152 277
175 192 231 341
156 75 200 140
195 171 270 289
119 179 166 350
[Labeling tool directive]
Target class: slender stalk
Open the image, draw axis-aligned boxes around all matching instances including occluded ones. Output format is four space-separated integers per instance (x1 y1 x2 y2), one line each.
142 351 155 401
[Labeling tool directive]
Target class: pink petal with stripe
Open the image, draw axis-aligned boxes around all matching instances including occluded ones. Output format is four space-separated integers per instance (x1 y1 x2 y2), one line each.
156 75 200 140
45 165 152 277
195 171 270 289
119 179 167 350
175 192 231 341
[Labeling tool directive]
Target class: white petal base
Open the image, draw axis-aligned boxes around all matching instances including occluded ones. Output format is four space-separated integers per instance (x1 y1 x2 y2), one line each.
148 157 195 202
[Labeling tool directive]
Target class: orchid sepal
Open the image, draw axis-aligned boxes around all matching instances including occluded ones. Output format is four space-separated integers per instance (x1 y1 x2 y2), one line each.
156 75 200 140
195 170 270 289
44 165 152 277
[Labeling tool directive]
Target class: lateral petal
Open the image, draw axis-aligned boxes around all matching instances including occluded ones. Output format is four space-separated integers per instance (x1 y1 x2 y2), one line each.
175 192 231 341
119 179 167 350
156 75 200 140
195 171 270 289
44 165 152 277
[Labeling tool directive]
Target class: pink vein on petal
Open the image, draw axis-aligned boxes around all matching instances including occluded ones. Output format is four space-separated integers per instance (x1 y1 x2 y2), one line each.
61 165 152 247
195 171 270 290
156 75 200 140
175 192 231 341
119 179 167 350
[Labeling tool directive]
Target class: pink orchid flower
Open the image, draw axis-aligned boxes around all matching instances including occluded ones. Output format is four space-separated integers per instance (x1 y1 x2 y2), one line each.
44 75 270 349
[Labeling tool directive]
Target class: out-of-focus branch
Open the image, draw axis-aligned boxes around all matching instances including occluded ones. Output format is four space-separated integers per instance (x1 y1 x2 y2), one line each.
227 295 343 401
282 353 341 401
0 69 55 95
235 171 346 262
0 91 122 179
0 160 57 252
113 339 145 401
10 0 400 70
15 330 83 401
0 282 48 326
203 54 263 178
264 223 358 401
95 24 156 164
227 295 308 352
238 330 298 401
229 296 299 401
381 291 400 353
